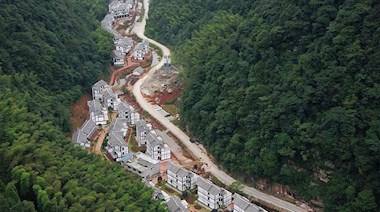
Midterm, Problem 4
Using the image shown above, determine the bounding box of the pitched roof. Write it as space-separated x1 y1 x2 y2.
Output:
80 119 96 138
133 66 144 75
116 37 134 47
112 50 125 60
147 133 160 147
135 120 150 133
72 130 88 144
108 131 127 147
197 177 223 196
118 102 130 113
167 196 187 212
93 80 107 89
167 162 192 178
103 88 116 101
109 118 128 132
233 193 261 212
88 99 102 113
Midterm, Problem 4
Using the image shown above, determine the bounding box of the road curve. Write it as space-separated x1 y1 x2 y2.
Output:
131 0 307 211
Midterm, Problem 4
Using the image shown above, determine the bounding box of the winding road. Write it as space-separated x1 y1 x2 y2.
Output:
129 0 307 211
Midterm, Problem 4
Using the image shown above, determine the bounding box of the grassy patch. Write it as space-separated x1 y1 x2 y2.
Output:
129 130 146 153
210 174 225 188
162 104 178 115
159 183 178 195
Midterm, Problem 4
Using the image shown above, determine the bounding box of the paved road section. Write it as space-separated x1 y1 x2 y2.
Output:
131 0 307 211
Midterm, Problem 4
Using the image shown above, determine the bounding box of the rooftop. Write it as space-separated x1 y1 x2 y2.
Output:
167 195 187 212
112 50 125 60
167 162 192 178
88 99 102 112
108 131 127 147
233 193 262 212
109 118 128 132
72 130 88 144
103 88 116 100
197 177 228 196
80 119 96 136
124 152 160 173
93 79 107 89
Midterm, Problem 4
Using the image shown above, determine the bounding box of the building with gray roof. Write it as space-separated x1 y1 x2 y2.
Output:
92 80 108 101
167 195 188 212
106 118 129 161
71 119 97 148
167 162 197 192
109 0 133 19
103 88 119 110
196 177 232 210
115 37 134 54
88 99 108 125
135 120 152 146
233 193 262 212
121 152 160 180
132 66 144 76
72 130 89 148
146 132 171 161
112 50 125 66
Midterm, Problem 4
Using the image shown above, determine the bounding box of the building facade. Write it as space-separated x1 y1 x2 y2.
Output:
167 162 196 192
196 177 232 210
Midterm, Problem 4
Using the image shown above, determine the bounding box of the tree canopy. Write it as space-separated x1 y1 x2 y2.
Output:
146 0 380 210
0 0 166 211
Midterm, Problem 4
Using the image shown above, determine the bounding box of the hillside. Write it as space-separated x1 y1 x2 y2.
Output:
0 0 165 211
146 0 380 211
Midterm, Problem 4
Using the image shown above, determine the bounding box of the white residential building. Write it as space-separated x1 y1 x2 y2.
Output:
146 132 171 161
167 162 197 192
109 0 133 19
233 193 262 212
167 195 188 212
88 99 109 125
92 80 108 101
135 120 153 146
132 40 149 60
115 37 134 54
72 119 97 148
132 66 144 76
196 177 232 210
121 152 160 180
103 88 119 110
117 101 140 125
105 118 129 161
112 50 125 66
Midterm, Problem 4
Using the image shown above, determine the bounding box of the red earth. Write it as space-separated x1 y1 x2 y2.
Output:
70 92 91 133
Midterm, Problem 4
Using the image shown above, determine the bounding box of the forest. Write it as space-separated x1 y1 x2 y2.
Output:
146 0 380 211
0 0 166 211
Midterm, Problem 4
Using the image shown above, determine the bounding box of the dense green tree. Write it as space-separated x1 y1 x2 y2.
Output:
0 0 166 211
147 0 380 210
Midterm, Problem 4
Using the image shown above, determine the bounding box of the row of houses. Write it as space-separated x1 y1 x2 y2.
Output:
72 79 139 147
112 37 150 66
135 120 171 161
166 162 262 211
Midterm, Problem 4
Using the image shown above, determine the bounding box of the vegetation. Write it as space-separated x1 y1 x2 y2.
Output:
0 0 166 211
146 0 380 210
